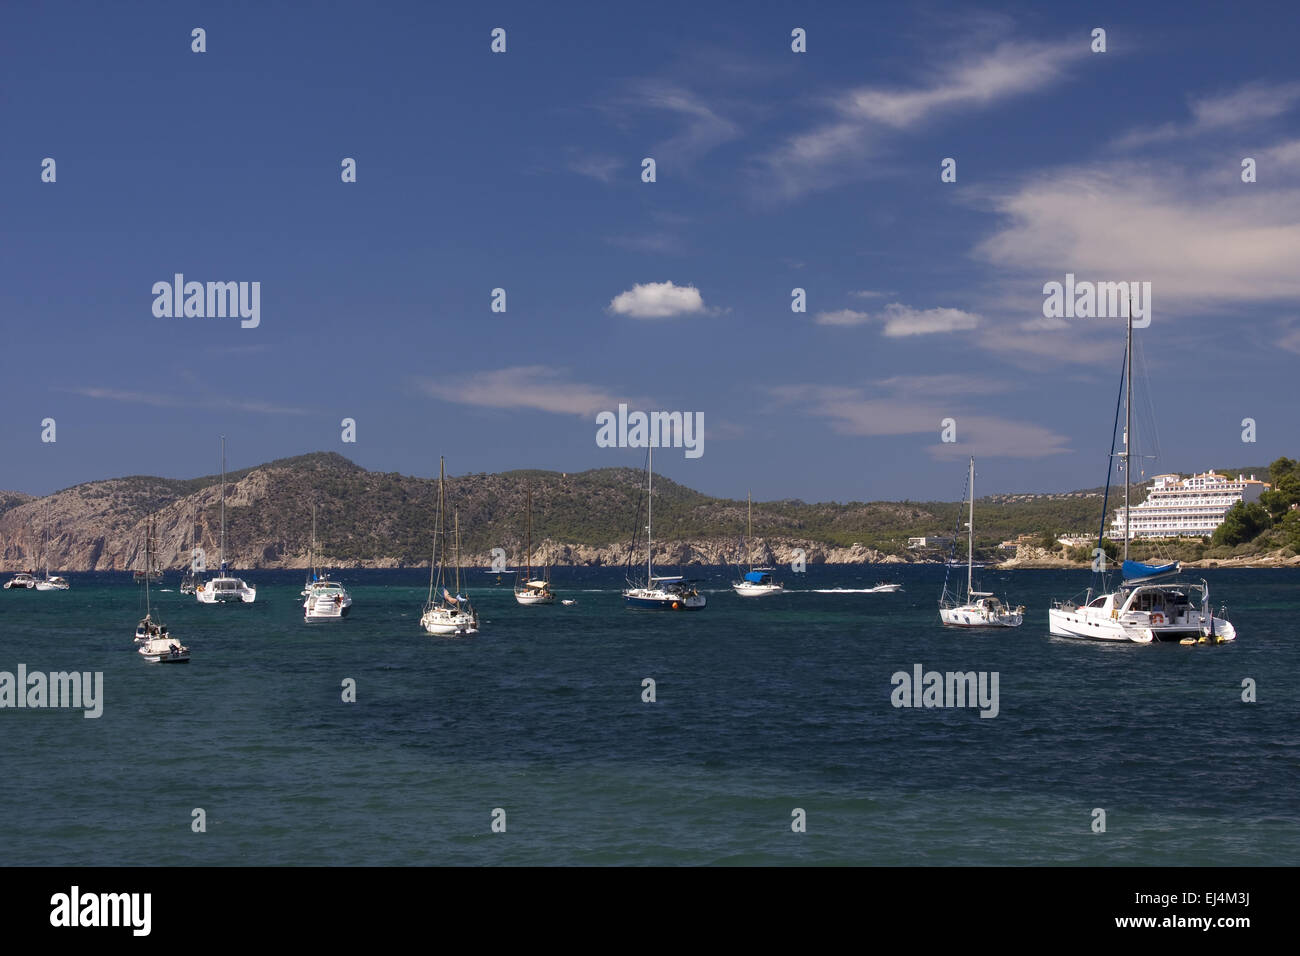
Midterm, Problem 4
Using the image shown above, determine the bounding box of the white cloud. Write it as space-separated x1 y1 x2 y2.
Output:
1114 82 1300 149
567 153 622 183
770 383 1070 460
65 386 307 416
975 164 1300 305
416 367 628 417
814 303 981 335
849 289 889 299
607 281 710 319
755 39 1085 198
814 308 871 326
877 304 980 337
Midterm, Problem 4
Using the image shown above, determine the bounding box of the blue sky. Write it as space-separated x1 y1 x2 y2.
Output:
2 1 1298 502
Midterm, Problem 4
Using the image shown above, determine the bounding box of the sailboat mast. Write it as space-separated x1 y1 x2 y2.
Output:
454 510 462 597
438 458 447 594
747 491 753 572
219 436 226 568
525 486 532 579
310 503 316 578
647 444 653 582
1124 302 1132 563
967 456 975 598
144 516 152 615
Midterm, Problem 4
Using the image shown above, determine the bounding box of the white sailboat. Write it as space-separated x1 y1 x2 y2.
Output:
1048 307 1235 644
623 444 706 610
514 485 555 605
939 457 1023 628
195 436 256 604
303 503 352 622
732 491 783 597
34 503 70 591
420 458 479 636
135 516 189 663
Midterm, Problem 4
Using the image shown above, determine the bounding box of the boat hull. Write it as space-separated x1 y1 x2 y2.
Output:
624 591 707 610
1048 605 1235 643
514 590 555 605
940 605 1022 628
195 578 256 603
732 583 783 597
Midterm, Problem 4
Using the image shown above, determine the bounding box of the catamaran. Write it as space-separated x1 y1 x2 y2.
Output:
195 436 256 604
732 491 783 597
302 503 352 622
514 485 555 605
1047 306 1235 644
135 516 189 663
420 459 479 636
939 457 1023 628
623 444 706 610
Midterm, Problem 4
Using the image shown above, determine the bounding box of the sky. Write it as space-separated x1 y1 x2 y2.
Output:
2 1 1298 503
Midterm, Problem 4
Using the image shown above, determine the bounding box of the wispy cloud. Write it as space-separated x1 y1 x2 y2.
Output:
64 386 308 416
814 308 871 327
607 280 712 319
604 233 683 255
567 152 623 183
814 302 981 336
754 38 1086 199
416 367 632 417
770 383 1069 460
633 82 741 169
1113 81 1300 150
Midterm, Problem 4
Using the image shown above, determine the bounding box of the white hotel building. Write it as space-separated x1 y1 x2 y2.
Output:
1109 471 1271 540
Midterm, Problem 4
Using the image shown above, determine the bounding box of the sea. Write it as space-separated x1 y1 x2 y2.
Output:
1 565 1295 866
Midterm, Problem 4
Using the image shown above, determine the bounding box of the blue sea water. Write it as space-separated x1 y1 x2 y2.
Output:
0 565 1295 865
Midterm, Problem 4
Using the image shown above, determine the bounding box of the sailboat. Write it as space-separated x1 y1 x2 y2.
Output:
939 457 1023 628
623 444 706 610
420 458 479 636
195 436 256 604
514 485 555 605
135 516 189 663
302 503 352 622
1047 306 1235 644
732 491 783 597
34 503 70 591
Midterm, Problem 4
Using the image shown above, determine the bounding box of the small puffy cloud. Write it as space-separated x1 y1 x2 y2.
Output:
607 280 710 318
878 303 980 337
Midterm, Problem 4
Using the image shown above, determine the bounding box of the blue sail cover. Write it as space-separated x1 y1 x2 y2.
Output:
743 571 770 583
1122 559 1179 582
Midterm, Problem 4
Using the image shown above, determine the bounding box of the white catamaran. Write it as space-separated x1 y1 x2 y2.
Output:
1047 306 1235 644
623 444 706 610
514 485 555 605
302 503 352 622
135 516 189 663
195 436 256 604
420 458 479 636
939 457 1023 628
732 491 783 597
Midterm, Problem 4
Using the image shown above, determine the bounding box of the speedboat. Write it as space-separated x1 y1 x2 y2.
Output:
4 572 36 590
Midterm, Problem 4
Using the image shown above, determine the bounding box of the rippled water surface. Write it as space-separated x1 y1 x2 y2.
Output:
1 565 1294 865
